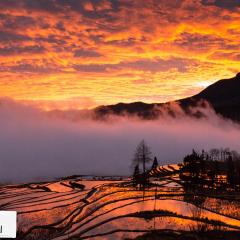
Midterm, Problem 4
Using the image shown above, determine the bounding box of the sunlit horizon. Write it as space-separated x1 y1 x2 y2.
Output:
0 1 239 110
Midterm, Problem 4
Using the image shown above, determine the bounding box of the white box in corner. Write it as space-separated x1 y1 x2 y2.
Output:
0 211 17 238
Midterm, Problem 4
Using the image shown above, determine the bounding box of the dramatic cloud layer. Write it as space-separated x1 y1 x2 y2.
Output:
0 98 240 183
0 0 239 109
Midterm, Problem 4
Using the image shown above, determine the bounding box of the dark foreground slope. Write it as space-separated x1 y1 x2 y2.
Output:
128 230 240 240
94 73 240 121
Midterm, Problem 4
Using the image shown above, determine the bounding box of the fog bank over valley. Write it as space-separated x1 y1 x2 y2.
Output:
0 98 239 183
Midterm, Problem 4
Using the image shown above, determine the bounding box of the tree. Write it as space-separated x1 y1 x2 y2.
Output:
183 149 201 180
133 164 140 177
133 164 140 186
132 140 152 175
236 160 240 187
151 156 158 169
209 148 220 161
227 155 234 186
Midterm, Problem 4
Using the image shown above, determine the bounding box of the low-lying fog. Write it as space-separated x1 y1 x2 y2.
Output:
0 98 240 183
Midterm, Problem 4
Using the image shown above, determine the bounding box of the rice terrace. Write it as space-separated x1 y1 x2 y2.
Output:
1 142 240 240
0 0 240 239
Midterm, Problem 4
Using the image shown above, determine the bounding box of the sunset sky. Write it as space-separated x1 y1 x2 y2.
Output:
0 0 239 110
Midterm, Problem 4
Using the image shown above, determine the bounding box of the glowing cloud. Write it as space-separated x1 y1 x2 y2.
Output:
0 0 239 109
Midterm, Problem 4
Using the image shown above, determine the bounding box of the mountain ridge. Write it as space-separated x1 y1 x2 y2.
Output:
94 73 240 121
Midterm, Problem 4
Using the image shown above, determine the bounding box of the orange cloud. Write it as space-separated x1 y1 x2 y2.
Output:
0 0 239 109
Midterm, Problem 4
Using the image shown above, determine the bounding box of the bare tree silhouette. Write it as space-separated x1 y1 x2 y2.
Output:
132 140 152 176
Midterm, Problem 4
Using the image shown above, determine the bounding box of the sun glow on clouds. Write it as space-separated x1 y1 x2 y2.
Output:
196 81 213 88
0 0 239 109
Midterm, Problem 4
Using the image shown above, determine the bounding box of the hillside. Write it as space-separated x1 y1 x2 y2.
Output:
94 73 240 121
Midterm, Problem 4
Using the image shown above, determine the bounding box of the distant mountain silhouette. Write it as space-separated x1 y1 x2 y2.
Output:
94 73 240 121
94 101 160 119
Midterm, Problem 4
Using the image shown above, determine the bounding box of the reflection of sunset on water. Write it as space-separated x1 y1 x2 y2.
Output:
0 1 240 239
1 167 240 239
